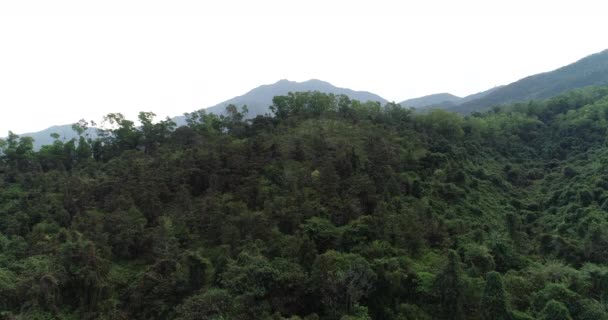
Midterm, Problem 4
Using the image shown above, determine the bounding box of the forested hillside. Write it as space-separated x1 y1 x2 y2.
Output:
2 88 608 319
399 49 608 113
453 50 608 113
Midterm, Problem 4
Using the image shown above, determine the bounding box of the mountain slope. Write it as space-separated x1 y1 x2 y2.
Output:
5 88 608 318
399 86 502 110
174 79 387 125
452 49 608 113
20 125 96 150
459 86 503 104
400 93 462 109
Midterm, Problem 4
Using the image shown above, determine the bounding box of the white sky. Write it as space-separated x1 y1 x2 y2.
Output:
1 0 607 134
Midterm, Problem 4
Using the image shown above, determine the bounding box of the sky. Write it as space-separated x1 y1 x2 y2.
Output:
0 0 607 134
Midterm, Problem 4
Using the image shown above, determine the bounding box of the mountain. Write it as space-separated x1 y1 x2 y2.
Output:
459 86 504 104
6 88 608 318
399 49 608 113
207 79 388 115
174 79 387 125
16 79 387 148
17 46 608 148
19 124 96 150
399 86 502 110
399 93 461 109
452 49 608 113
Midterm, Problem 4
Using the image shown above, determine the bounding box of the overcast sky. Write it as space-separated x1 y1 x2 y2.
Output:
1 0 607 134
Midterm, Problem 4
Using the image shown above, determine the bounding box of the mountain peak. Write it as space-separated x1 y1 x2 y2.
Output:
274 79 292 84
273 79 333 86
400 92 462 109
170 79 388 126
302 78 331 85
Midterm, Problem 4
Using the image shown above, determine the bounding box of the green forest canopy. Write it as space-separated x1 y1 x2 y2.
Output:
2 87 608 319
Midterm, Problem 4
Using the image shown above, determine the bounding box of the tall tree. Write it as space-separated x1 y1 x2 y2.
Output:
435 250 465 320
481 271 512 320
540 300 572 320
312 251 376 318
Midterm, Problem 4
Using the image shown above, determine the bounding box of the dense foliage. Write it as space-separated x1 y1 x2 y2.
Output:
2 87 608 319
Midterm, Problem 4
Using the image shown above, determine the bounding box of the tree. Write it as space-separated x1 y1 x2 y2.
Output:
71 119 89 136
531 283 579 317
301 217 340 253
222 104 249 137
184 250 213 292
184 109 223 134
220 250 279 318
101 112 139 155
103 207 147 259
312 251 376 318
174 288 233 320
540 300 572 320
76 136 92 161
435 250 465 320
481 272 512 320
56 236 110 313
138 111 176 153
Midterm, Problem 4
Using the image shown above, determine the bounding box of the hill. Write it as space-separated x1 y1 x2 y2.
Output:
452 49 608 113
3 88 608 318
399 86 502 110
400 92 461 108
174 79 387 125
14 79 386 149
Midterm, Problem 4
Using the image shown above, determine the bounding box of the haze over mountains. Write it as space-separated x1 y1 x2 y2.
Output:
16 49 608 149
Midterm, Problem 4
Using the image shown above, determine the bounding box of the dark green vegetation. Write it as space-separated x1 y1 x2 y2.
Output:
2 87 608 319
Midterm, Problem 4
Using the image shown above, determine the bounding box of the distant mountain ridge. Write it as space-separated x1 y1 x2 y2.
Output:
211 79 388 114
173 79 388 125
399 50 608 113
399 87 502 110
451 49 608 113
17 79 389 148
13 48 608 148
400 93 461 109
19 125 97 151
